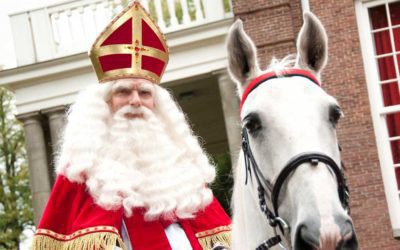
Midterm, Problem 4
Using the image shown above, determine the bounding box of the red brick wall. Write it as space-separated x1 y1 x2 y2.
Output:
232 0 301 68
231 0 400 248
310 0 400 248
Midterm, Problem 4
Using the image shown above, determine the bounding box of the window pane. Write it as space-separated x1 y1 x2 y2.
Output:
382 82 400 107
398 54 400 71
390 139 400 164
369 5 388 30
377 56 396 81
394 28 400 52
396 167 400 191
386 112 400 137
373 30 393 55
389 1 400 26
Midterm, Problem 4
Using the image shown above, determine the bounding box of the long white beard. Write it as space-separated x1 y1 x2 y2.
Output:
85 106 214 220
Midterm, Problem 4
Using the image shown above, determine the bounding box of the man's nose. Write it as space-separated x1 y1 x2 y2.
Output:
129 91 141 107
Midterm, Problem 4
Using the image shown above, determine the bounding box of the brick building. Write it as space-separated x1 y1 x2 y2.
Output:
232 0 400 248
0 0 399 248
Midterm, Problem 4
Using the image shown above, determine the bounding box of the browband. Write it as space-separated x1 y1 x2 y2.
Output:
240 69 321 112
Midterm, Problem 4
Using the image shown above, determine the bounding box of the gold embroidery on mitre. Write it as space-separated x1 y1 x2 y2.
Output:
89 1 169 84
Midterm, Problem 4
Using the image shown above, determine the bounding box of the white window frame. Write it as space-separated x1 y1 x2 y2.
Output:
355 0 400 237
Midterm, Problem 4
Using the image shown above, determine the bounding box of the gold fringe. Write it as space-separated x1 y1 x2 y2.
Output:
197 230 232 250
32 232 126 250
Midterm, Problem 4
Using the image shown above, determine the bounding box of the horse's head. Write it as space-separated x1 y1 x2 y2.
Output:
227 13 358 250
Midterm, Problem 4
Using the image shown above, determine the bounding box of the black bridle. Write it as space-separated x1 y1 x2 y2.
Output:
240 69 350 250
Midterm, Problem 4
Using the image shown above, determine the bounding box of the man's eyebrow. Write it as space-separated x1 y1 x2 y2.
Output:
112 85 131 93
139 84 153 92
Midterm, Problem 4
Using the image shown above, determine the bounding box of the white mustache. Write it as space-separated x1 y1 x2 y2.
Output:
114 106 152 119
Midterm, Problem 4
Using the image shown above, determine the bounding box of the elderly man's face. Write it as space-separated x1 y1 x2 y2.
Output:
108 78 155 119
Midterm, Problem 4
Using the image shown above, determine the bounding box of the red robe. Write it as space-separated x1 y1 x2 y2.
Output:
32 175 231 250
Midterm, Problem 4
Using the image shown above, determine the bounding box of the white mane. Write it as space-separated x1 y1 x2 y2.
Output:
266 55 297 74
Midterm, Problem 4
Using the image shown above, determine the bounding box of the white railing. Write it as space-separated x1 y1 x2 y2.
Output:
9 0 232 66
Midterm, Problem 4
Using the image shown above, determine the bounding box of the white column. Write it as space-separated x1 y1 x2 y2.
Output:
18 112 51 226
166 0 179 26
202 0 224 21
29 8 56 61
193 0 204 21
9 12 36 66
179 0 190 24
154 0 166 29
215 70 241 164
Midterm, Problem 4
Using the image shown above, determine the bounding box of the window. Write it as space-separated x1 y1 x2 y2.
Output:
370 1 400 185
356 0 400 237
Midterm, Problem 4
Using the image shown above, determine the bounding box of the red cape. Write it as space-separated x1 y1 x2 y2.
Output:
32 175 231 250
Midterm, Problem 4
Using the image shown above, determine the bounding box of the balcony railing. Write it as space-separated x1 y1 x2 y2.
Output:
9 0 232 66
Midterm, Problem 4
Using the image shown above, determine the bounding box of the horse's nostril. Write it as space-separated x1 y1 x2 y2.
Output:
294 225 319 250
337 221 358 250
338 234 358 250
341 220 354 239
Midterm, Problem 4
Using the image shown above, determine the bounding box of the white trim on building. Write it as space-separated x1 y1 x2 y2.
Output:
355 0 400 237
0 8 234 115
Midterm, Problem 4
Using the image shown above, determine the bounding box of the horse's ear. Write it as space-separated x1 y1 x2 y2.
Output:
295 12 328 77
226 19 260 95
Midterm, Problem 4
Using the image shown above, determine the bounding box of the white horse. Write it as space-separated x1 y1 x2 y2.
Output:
226 12 358 250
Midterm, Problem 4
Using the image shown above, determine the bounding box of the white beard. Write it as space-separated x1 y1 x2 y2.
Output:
84 105 214 220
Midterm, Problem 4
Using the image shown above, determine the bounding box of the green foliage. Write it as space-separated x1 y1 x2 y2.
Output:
223 0 232 13
0 88 33 250
211 153 233 216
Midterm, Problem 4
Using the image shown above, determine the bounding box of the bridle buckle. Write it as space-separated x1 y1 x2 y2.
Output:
310 158 319 166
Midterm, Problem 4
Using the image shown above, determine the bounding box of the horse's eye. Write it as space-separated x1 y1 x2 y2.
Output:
244 113 262 134
329 105 342 127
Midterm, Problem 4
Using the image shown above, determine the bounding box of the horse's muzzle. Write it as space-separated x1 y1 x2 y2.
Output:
293 216 358 250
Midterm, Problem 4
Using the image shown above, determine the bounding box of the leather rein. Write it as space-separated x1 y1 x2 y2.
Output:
240 69 350 250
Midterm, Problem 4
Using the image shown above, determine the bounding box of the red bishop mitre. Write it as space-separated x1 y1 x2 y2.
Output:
89 1 169 84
